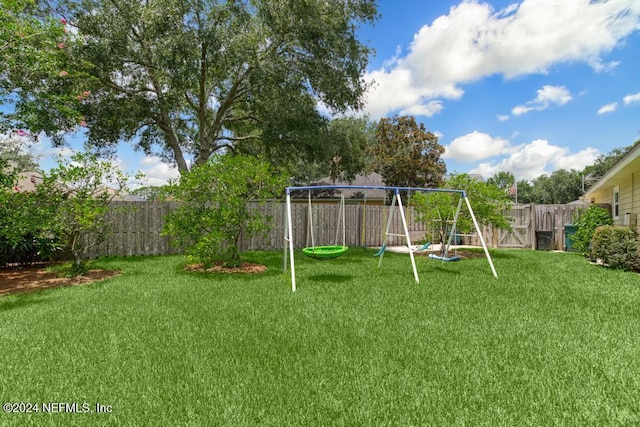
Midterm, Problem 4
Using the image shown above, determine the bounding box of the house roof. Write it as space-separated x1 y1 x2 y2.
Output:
583 142 640 198
291 172 486 200
291 173 388 200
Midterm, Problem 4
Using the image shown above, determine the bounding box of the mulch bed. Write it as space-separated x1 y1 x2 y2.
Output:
0 264 121 297
184 262 267 274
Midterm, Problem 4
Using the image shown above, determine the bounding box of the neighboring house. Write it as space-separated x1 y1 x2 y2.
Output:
583 142 640 232
10 168 143 201
13 170 44 192
298 172 387 203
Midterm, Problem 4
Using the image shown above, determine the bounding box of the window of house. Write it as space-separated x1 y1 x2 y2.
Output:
613 185 620 220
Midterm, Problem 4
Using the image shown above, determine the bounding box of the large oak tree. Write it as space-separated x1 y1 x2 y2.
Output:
28 0 378 174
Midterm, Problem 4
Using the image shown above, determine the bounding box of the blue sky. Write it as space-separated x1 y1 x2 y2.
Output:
356 0 640 181
23 0 640 185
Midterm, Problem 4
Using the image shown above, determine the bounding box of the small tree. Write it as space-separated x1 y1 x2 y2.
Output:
163 155 288 268
37 152 132 274
412 174 512 254
0 158 59 266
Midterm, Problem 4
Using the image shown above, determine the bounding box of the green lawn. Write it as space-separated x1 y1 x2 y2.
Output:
1 249 639 426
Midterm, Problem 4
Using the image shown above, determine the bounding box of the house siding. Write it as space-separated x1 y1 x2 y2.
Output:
585 174 639 233
583 143 640 234
618 175 633 225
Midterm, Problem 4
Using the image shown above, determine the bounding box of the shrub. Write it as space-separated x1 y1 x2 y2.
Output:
163 155 288 268
0 189 61 268
591 225 640 272
571 205 612 256
37 152 134 274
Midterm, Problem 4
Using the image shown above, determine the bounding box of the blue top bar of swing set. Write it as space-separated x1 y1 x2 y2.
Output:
286 185 466 198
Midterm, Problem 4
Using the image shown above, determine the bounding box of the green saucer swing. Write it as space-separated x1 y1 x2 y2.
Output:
302 245 349 260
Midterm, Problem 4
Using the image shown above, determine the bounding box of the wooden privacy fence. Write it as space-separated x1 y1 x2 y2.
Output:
82 201 599 258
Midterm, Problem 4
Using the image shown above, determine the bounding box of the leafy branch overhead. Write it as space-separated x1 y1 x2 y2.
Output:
13 0 377 175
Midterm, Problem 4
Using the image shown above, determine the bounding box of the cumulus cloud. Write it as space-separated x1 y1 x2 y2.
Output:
443 131 514 161
469 139 600 181
363 0 640 118
511 85 573 116
138 156 180 187
623 92 640 105
597 102 618 114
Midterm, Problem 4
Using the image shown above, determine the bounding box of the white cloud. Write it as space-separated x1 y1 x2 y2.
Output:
363 0 640 118
470 139 600 181
497 114 510 121
552 147 600 172
623 92 640 105
138 156 180 187
597 102 618 114
444 131 514 161
512 85 573 116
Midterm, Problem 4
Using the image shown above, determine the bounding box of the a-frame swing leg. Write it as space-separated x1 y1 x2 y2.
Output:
377 193 396 268
397 192 419 283
464 196 498 278
377 191 419 283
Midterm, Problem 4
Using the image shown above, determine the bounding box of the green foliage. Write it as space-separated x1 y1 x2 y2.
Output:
571 205 613 256
446 174 512 233
0 133 40 171
130 185 170 201
591 226 640 272
411 174 512 253
0 158 16 189
36 152 133 273
326 116 376 183
0 209 62 267
582 142 637 190
531 169 583 204
37 0 378 174
513 179 534 204
0 160 60 266
411 191 458 246
371 115 446 195
163 155 288 267
487 171 515 193
0 0 87 138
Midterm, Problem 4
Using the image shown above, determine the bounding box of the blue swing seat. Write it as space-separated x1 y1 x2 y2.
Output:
372 244 386 257
428 253 461 262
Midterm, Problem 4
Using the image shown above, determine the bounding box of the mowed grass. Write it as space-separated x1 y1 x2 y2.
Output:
1 249 639 426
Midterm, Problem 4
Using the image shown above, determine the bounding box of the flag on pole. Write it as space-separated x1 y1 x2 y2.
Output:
509 181 518 203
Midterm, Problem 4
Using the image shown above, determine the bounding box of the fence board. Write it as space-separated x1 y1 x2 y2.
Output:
79 201 604 258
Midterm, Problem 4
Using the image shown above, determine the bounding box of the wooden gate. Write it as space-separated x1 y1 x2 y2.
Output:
497 204 532 248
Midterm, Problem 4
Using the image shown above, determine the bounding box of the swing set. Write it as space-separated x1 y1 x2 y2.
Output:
284 185 497 292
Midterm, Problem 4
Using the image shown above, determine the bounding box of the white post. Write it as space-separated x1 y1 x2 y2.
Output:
445 196 464 257
286 192 297 291
464 196 498 278
283 203 289 273
378 193 397 268
397 191 419 283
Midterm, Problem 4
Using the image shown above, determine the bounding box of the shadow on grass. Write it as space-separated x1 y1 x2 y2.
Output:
308 274 355 284
0 294 50 311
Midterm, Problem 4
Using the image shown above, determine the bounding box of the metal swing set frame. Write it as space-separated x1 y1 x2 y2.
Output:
284 185 498 292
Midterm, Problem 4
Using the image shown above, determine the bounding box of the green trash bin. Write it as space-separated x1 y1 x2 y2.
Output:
564 224 577 252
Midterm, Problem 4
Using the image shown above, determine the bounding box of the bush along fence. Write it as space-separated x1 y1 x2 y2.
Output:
79 201 612 259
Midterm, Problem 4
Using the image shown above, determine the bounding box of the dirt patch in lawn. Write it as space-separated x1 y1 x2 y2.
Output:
184 261 267 274
0 264 121 297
